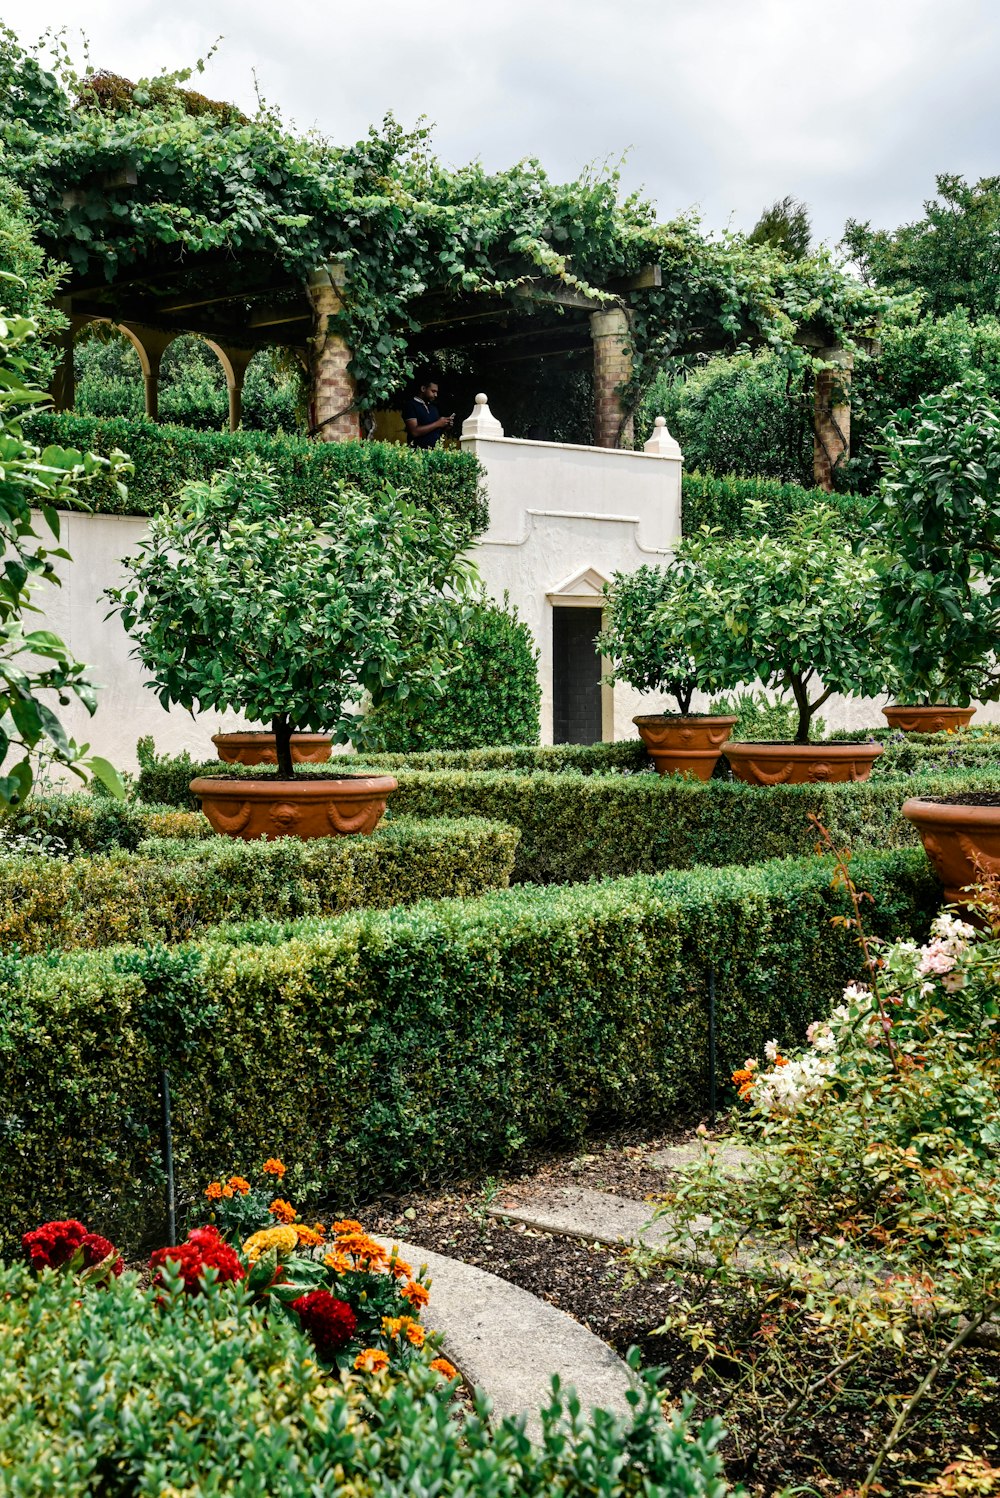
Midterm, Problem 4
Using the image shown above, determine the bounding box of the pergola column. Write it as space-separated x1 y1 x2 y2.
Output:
590 306 633 448
307 263 359 442
206 342 255 431
813 348 853 491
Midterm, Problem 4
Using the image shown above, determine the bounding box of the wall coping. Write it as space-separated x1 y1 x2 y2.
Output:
461 434 678 461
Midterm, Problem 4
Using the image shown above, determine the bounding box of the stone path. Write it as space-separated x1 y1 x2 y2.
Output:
375 1235 638 1438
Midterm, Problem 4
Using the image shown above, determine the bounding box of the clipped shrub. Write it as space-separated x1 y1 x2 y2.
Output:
29 411 487 536
4 793 208 854
0 846 938 1248
0 817 519 951
681 471 869 538
0 1265 731 1498
365 593 541 750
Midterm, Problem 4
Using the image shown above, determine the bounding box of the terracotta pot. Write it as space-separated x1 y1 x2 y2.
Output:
212 732 333 766
882 705 976 734
902 794 1000 905
190 774 397 840
633 714 737 781
723 741 883 786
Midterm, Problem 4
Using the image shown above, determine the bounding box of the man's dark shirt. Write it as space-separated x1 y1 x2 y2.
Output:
402 395 441 448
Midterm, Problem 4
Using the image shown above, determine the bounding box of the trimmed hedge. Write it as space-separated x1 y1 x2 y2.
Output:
681 471 870 537
0 817 518 952
0 847 939 1250
5 793 208 854
30 412 488 536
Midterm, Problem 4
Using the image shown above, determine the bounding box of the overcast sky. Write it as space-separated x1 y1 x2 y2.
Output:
11 0 1000 249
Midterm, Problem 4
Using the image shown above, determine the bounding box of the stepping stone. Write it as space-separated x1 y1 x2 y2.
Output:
375 1235 637 1438
649 1140 757 1180
487 1185 712 1251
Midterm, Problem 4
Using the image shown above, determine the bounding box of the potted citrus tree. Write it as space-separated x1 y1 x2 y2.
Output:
108 459 475 839
658 505 889 785
600 564 735 779
873 377 1000 734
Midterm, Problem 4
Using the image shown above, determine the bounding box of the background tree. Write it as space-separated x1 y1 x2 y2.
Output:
748 196 812 260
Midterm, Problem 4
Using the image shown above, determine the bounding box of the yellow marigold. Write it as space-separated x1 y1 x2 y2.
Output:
382 1315 404 1339
354 1348 389 1373
430 1357 457 1379
243 1225 298 1262
323 1250 351 1274
331 1218 363 1235
400 1280 430 1309
205 1181 224 1201
262 1158 287 1178
228 1176 250 1196
295 1225 324 1249
269 1198 298 1224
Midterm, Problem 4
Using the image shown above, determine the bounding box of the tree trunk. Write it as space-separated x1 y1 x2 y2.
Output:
789 677 812 744
272 714 295 779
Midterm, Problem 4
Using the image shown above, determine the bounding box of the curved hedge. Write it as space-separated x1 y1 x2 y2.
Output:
681 471 870 537
6 793 208 853
29 412 488 536
0 816 519 952
0 846 938 1249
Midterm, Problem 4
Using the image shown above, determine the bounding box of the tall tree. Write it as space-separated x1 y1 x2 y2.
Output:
748 196 812 260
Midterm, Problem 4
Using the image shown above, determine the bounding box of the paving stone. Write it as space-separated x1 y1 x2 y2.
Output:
375 1235 637 1438
487 1185 712 1250
649 1141 757 1180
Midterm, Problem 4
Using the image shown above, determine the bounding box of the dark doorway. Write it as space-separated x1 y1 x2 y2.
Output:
552 607 603 744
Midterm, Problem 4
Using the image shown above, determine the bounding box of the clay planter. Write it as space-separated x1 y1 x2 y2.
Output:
633 713 737 781
190 774 397 841
723 741 883 786
212 731 333 766
882 705 976 734
903 793 1000 906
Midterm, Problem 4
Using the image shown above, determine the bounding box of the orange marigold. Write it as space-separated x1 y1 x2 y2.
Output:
205 1181 224 1201
269 1198 298 1224
335 1232 387 1268
262 1158 286 1179
430 1357 457 1379
323 1250 351 1274
295 1225 324 1249
400 1280 430 1309
331 1218 364 1236
222 1185 234 1199
405 1322 425 1348
228 1176 250 1195
354 1348 389 1373
382 1314 422 1344
389 1254 413 1280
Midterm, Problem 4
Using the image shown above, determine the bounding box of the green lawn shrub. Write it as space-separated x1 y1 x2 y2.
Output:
0 847 938 1249
681 472 869 538
29 412 487 536
4 793 208 854
0 1265 730 1498
0 817 518 952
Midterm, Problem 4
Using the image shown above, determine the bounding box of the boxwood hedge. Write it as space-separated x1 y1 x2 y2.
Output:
0 846 938 1249
0 816 518 952
5 793 207 853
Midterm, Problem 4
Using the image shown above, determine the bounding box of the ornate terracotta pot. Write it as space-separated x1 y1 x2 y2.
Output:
212 732 333 766
902 794 1000 906
882 705 976 734
723 741 883 786
190 774 397 841
632 714 737 781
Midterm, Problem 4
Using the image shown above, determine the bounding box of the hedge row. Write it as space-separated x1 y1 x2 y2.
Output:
681 471 870 536
30 412 487 536
0 846 939 1250
5 794 208 855
0 817 518 953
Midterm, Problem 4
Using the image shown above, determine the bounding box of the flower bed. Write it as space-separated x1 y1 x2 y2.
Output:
0 816 519 951
0 845 938 1251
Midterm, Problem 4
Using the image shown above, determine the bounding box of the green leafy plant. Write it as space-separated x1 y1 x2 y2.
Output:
107 460 476 777
659 506 889 742
709 689 825 742
601 564 707 712
871 375 1000 705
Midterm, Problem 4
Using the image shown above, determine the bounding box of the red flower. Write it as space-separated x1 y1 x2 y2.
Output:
81 1233 124 1277
291 1289 358 1362
149 1224 245 1295
23 1219 87 1271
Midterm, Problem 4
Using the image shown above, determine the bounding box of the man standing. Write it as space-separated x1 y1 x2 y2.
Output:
402 374 454 448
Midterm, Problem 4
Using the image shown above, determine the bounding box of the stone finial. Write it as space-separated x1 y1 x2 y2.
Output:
644 415 682 459
461 393 505 440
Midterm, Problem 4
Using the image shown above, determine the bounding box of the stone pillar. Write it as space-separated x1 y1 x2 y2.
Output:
813 348 853 491
590 306 633 449
206 342 255 431
307 264 360 442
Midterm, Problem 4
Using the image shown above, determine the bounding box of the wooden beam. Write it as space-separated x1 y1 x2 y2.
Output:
513 282 611 312
248 304 311 328
159 282 299 313
606 265 662 293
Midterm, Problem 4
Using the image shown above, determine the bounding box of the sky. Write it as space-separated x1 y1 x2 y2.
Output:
10 0 1000 248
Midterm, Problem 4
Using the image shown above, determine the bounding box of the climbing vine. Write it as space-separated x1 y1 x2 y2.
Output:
0 30 894 414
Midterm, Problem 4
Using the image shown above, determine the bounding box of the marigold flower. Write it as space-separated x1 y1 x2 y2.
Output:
221 1185 234 1199
430 1357 457 1379
323 1250 351 1274
335 1231 386 1268
262 1158 287 1178
405 1322 425 1347
331 1218 363 1235
243 1225 298 1262
228 1176 250 1196
389 1254 413 1280
354 1347 390 1373
382 1314 422 1345
400 1280 430 1309
295 1224 324 1249
205 1182 224 1201
269 1198 298 1224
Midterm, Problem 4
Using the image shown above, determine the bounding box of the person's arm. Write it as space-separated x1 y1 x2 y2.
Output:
404 413 453 439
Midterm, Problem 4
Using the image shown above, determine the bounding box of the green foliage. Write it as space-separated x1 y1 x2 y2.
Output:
871 376 1000 704
29 411 486 531
107 461 476 774
5 791 206 853
0 308 130 806
680 471 868 537
661 507 889 742
708 689 825 743
0 816 518 952
0 845 937 1249
365 594 540 751
0 159 67 384
748 195 812 260
844 173 1000 320
600 564 702 710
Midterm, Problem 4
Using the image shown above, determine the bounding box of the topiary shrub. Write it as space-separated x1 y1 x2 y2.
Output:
365 593 541 751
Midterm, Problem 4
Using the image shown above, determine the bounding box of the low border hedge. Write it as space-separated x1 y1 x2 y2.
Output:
0 846 939 1250
681 471 870 537
5 794 208 854
0 816 519 952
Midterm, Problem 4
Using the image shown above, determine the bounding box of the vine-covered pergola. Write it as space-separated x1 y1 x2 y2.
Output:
0 37 890 483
